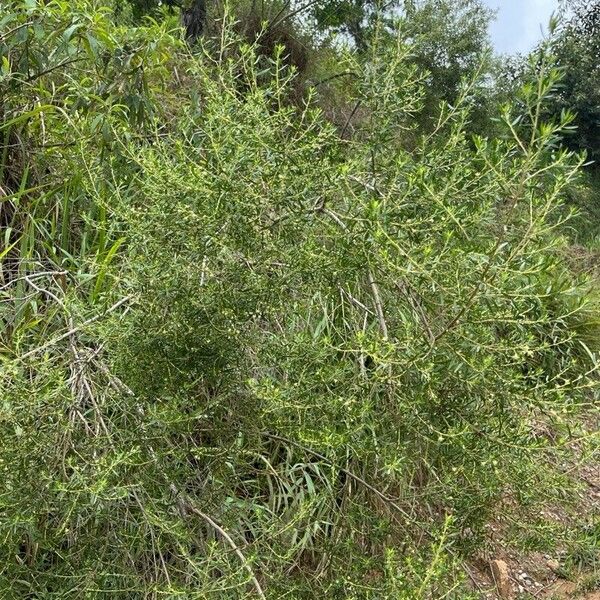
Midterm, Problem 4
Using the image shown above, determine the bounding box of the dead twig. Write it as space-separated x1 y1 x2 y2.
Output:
395 280 435 345
170 485 267 599
18 295 133 361
0 270 68 292
368 270 388 340
263 432 425 531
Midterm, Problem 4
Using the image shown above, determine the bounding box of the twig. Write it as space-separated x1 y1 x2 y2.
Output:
25 58 84 84
321 209 390 342
368 270 388 340
322 207 347 230
24 275 65 308
95 359 135 396
267 0 292 29
0 270 67 292
270 0 321 30
18 295 133 361
27 275 113 439
0 21 33 43
432 245 498 344
170 485 267 599
263 432 423 529
463 562 485 592
340 287 375 316
313 70 358 88
348 175 378 194
395 280 435 345
341 100 362 139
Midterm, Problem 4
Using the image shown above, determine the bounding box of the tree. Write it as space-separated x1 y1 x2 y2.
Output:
310 0 399 51
306 0 494 126
181 0 206 41
549 0 600 159
401 0 493 106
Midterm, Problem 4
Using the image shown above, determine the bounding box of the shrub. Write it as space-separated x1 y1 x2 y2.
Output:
0 3 597 597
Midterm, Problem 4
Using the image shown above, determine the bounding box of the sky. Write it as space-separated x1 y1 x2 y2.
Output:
483 0 559 54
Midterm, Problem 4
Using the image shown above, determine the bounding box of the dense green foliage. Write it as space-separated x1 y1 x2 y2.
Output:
548 0 600 159
0 0 598 597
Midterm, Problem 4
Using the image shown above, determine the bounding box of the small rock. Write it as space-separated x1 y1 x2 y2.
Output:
490 559 512 599
546 558 560 572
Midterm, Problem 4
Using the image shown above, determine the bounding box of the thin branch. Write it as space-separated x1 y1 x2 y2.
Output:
269 0 322 30
24 275 65 309
322 207 347 230
25 58 84 84
18 295 133 361
263 432 423 529
0 270 67 292
320 209 389 341
268 0 292 29
0 21 33 43
170 485 267 600
341 100 362 139
313 70 358 88
395 280 435 345
432 237 503 344
340 287 375 316
368 270 388 340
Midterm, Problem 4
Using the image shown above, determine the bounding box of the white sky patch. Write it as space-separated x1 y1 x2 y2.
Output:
484 0 559 54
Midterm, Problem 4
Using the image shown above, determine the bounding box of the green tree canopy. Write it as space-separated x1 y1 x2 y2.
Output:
549 0 600 158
